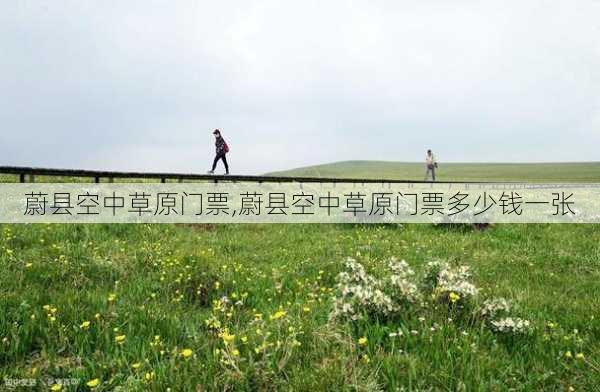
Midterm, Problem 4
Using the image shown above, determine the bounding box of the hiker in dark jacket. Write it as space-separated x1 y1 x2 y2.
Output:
208 129 229 174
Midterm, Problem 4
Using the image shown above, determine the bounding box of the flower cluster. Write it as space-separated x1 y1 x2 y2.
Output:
387 257 420 304
331 258 394 321
331 257 424 321
479 297 532 335
479 297 511 319
332 257 534 340
425 261 478 303
489 317 532 335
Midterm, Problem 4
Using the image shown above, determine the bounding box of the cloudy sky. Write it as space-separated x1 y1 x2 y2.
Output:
1 1 599 174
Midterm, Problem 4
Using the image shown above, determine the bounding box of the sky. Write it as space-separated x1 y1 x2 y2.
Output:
1 1 599 175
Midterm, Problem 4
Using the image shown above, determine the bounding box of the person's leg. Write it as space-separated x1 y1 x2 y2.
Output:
432 167 436 181
211 154 220 171
221 154 229 174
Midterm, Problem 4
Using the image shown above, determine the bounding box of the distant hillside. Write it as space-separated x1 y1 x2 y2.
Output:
266 160 600 182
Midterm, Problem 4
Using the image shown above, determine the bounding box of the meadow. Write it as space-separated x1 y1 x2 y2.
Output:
268 161 600 183
1 163 599 391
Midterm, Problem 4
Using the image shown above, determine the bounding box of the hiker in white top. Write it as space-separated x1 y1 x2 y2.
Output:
425 149 437 181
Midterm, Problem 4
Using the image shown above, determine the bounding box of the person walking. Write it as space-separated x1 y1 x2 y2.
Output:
424 149 437 181
207 129 229 174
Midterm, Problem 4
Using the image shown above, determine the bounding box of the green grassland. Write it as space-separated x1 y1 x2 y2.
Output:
1 163 599 391
268 161 600 183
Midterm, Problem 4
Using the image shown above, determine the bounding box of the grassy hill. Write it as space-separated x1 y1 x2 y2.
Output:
267 160 600 182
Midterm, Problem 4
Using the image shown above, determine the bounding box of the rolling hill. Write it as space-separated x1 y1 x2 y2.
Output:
267 160 600 182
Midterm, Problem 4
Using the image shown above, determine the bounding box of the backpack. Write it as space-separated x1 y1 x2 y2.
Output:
224 142 230 153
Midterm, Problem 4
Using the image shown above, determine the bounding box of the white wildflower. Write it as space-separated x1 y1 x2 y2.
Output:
388 257 420 304
426 260 478 302
490 317 532 335
480 297 511 319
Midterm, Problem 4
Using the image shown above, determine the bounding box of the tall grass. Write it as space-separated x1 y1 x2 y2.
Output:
1 223 598 390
